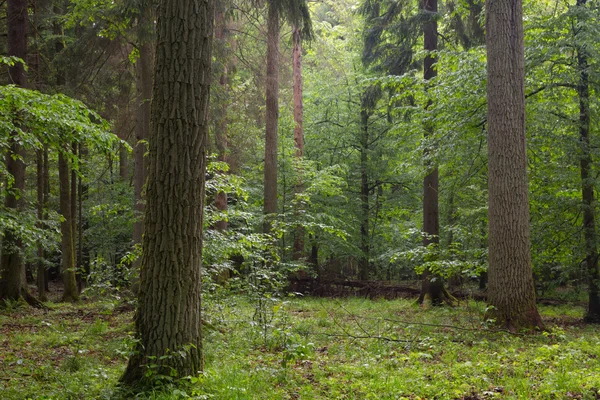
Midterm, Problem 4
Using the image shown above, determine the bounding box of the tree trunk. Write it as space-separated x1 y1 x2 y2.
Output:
36 149 47 301
214 5 229 232
485 0 543 331
78 146 90 284
263 3 280 233
1 0 29 302
121 0 213 384
132 4 154 249
292 24 305 260
59 152 79 302
359 108 370 281
574 0 600 323
43 147 50 292
419 0 448 306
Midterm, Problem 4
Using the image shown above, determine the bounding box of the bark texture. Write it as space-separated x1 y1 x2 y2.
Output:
121 0 213 384
263 3 280 233
1 0 28 301
486 0 543 331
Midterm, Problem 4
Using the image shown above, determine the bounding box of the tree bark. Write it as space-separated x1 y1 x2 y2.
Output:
1 0 29 302
263 3 280 233
58 152 79 302
121 0 213 384
486 0 543 331
132 4 154 249
419 0 448 306
574 0 600 323
292 24 305 260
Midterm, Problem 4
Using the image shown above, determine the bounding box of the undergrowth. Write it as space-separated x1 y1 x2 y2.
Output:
1 296 600 399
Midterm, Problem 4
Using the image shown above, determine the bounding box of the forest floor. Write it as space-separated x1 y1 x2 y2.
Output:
1 288 599 399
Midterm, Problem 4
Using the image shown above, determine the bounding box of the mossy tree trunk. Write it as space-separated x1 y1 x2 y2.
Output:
121 0 214 385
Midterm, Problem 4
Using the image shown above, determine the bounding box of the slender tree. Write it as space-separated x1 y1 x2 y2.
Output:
1 0 30 302
486 0 543 331
214 2 231 232
573 0 600 322
132 2 154 250
263 1 280 233
58 150 79 302
292 23 305 259
418 0 454 305
121 0 214 384
262 0 311 233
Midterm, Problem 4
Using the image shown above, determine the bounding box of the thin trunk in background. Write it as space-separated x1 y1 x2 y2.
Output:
292 24 305 260
36 149 47 301
1 0 30 302
214 4 229 232
574 0 600 322
419 0 452 306
263 2 280 233
133 3 154 249
359 106 370 280
59 151 79 302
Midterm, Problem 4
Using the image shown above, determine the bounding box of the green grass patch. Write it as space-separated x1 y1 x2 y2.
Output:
1 296 600 399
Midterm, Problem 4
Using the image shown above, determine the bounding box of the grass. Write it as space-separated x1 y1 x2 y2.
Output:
1 294 600 399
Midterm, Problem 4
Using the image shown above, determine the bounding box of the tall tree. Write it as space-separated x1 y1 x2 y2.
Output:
1 0 30 302
54 8 79 302
486 0 543 331
263 1 280 233
418 0 453 305
292 23 305 259
132 1 154 250
121 0 214 384
573 0 600 322
214 2 231 232
262 0 311 233
58 149 79 302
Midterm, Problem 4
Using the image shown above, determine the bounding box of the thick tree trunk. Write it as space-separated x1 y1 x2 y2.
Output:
1 0 29 302
574 0 600 323
121 0 213 384
292 24 305 260
485 0 543 331
58 152 79 302
132 5 154 249
263 3 280 233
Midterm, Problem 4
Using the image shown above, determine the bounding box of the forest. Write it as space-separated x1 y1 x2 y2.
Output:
1 0 600 398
